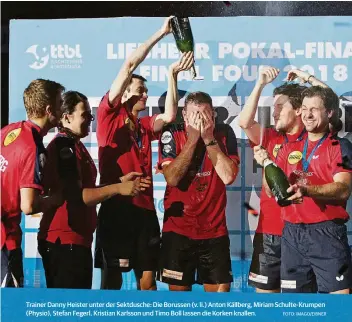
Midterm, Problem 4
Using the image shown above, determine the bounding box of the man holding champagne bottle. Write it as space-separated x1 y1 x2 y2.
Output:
158 91 239 292
238 67 328 293
94 16 194 290
254 86 352 294
170 17 203 80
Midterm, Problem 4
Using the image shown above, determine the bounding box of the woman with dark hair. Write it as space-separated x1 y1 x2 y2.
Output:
37 91 150 289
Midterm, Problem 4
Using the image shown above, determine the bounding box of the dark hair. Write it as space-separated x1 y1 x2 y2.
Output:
330 117 343 133
61 91 88 115
301 86 339 113
125 74 147 93
273 83 306 110
23 79 65 118
130 74 147 83
184 91 213 110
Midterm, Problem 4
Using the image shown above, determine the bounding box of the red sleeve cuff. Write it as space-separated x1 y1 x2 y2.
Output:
100 91 122 111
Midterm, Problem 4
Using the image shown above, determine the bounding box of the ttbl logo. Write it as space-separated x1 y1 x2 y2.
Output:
26 44 82 70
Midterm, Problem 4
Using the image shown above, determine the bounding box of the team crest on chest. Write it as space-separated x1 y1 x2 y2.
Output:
3 128 21 146
272 144 281 158
288 151 303 165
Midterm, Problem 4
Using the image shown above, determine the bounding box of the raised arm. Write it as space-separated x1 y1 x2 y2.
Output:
154 52 194 132
200 111 239 185
253 145 274 197
109 16 173 105
286 69 329 88
162 112 201 187
238 66 280 145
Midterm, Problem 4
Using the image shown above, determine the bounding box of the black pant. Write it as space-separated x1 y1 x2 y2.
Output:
95 200 160 272
158 232 233 286
1 247 23 287
38 239 93 289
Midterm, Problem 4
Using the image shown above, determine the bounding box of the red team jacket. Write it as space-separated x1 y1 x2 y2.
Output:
97 93 158 212
38 133 97 247
252 127 307 235
276 133 352 224
1 121 46 250
158 123 240 240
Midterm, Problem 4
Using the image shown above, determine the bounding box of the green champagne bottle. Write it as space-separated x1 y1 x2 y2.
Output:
263 159 294 207
171 17 202 80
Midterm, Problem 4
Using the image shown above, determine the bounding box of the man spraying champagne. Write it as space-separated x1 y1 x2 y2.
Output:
254 86 352 294
238 67 328 293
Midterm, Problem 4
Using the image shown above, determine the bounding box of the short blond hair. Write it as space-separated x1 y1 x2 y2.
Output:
23 79 65 118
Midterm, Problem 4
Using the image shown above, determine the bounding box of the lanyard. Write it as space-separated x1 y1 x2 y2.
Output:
131 119 142 149
284 129 306 143
302 133 328 172
130 118 147 169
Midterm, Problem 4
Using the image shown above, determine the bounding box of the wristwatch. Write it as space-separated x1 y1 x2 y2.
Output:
205 139 218 147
